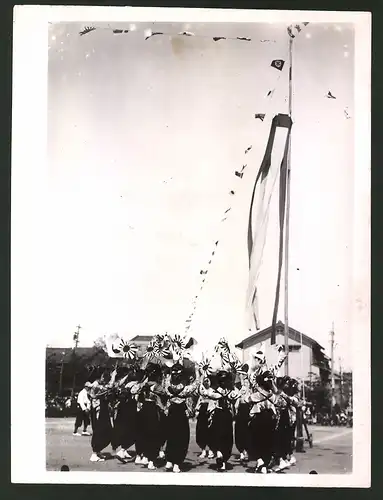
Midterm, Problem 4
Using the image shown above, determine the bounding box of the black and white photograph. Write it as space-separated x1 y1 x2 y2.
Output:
11 6 370 487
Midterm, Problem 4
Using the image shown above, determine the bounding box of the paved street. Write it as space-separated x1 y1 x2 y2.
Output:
46 418 352 474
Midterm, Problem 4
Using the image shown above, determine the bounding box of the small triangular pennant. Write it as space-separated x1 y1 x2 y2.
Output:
271 59 285 71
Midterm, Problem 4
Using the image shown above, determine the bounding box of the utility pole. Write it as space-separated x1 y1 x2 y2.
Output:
59 350 65 395
339 357 343 411
71 325 81 398
330 323 335 412
73 324 81 349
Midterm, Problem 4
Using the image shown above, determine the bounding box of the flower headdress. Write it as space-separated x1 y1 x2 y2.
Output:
153 333 172 359
198 354 214 377
171 334 188 356
144 340 156 358
140 339 156 369
117 339 138 361
223 352 250 377
215 337 230 356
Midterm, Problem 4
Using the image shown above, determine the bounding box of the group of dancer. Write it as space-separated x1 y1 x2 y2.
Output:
75 334 302 473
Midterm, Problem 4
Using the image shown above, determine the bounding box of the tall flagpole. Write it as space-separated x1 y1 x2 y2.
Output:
286 32 307 451
284 33 293 376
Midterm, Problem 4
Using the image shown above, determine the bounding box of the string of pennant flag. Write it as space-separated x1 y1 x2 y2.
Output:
79 24 277 43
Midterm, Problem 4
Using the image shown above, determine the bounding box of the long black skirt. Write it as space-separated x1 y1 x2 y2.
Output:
111 398 137 451
210 408 233 463
274 408 291 460
90 400 113 453
135 407 144 456
165 403 190 465
158 409 167 449
139 401 163 462
287 421 296 455
196 403 209 450
235 403 250 453
248 409 277 466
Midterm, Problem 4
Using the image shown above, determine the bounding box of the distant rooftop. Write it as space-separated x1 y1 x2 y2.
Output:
130 335 155 343
235 321 325 352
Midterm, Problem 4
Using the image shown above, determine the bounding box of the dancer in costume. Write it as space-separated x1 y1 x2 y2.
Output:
157 365 171 462
283 377 300 467
213 370 240 471
198 342 241 472
134 363 167 470
88 368 116 462
163 362 199 473
111 366 140 461
244 342 287 470
199 369 240 471
133 368 148 465
234 373 251 462
195 377 214 459
247 369 279 473
272 376 293 471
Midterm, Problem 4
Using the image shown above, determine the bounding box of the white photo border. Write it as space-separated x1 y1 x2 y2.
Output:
11 5 371 487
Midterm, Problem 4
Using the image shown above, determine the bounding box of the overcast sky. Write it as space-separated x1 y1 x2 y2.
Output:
47 21 354 369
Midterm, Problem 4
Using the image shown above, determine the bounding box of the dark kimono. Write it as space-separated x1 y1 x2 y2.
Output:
247 384 278 467
195 396 210 450
234 385 251 454
89 382 113 454
164 381 198 466
199 384 240 463
135 382 166 462
111 380 138 452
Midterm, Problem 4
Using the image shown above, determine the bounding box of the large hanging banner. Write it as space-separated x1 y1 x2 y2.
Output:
246 113 293 343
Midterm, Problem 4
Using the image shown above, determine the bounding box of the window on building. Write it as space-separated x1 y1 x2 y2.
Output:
281 345 301 352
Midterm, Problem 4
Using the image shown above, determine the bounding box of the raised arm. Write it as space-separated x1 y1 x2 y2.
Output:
270 345 288 375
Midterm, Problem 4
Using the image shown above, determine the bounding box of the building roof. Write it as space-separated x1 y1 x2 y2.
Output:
46 346 101 363
235 321 325 352
129 335 198 346
129 335 154 343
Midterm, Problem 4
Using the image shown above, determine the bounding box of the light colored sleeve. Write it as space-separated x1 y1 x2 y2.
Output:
179 382 198 397
229 388 241 401
270 346 288 375
199 384 222 400
130 379 148 395
76 391 83 407
150 382 166 396
125 380 137 391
